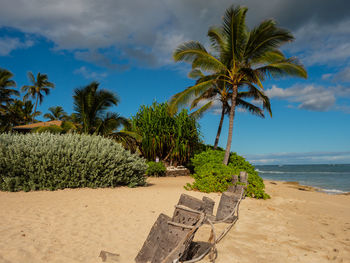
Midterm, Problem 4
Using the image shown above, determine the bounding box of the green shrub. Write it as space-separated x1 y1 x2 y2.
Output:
146 161 166 177
32 121 77 134
0 133 147 191
34 125 63 133
186 162 234 192
185 149 270 199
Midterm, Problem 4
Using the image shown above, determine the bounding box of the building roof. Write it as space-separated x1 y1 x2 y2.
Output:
13 120 63 130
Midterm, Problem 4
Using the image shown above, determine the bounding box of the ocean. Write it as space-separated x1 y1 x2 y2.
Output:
255 164 350 194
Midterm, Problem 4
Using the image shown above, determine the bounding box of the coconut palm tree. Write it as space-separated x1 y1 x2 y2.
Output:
21 72 55 122
73 81 130 136
173 5 307 164
0 68 18 110
170 69 272 149
44 106 68 121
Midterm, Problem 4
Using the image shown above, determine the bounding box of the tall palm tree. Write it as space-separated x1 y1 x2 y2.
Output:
173 5 307 165
0 68 18 110
44 106 68 121
21 72 55 122
73 81 128 135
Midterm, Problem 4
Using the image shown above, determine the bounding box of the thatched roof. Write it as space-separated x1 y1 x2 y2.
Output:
13 120 63 130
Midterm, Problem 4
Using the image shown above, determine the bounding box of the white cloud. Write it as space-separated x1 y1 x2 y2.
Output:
74 66 107 79
322 73 333 80
0 0 349 67
334 67 350 83
265 84 336 111
0 37 34 56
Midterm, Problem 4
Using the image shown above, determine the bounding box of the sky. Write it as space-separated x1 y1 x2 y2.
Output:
0 0 349 165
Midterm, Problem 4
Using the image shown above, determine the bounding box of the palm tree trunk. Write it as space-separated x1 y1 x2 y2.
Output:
213 106 225 149
223 86 238 165
33 94 39 123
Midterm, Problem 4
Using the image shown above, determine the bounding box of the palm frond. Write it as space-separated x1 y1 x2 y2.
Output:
222 5 248 62
236 98 265 118
208 26 226 55
168 79 214 114
190 101 213 119
188 69 205 79
244 19 294 62
256 57 308 79
173 41 227 72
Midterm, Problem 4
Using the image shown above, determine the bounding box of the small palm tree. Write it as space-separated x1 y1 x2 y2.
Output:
73 81 129 136
0 99 41 131
0 68 18 111
173 5 307 164
21 72 55 122
44 106 68 121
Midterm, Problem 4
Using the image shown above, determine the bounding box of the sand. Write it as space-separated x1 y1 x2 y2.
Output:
0 177 349 263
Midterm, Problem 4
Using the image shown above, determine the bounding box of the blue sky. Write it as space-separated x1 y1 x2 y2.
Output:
1 0 350 164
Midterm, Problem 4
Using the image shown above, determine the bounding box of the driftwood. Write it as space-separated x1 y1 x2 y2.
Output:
135 172 249 263
135 204 205 263
239 171 248 186
99 251 120 262
135 213 172 263
202 196 215 216
227 172 248 194
162 210 205 263
176 194 215 217
177 194 206 212
227 175 239 192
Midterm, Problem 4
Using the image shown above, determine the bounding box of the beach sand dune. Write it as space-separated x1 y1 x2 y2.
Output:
0 177 349 263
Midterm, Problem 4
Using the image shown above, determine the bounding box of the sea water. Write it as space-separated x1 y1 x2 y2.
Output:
255 164 350 194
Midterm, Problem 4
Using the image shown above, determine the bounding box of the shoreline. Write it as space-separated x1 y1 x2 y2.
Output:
264 179 350 195
0 176 349 262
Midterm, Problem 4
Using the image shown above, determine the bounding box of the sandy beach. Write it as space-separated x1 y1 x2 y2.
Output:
0 176 349 263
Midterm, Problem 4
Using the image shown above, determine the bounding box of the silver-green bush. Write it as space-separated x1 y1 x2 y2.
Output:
0 133 147 191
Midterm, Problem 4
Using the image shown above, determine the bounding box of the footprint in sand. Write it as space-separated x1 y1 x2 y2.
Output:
326 248 340 261
327 232 336 237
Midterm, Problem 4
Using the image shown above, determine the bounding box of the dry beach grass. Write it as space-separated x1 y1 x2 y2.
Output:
0 177 349 263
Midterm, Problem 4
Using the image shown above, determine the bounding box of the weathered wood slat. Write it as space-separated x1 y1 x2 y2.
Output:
177 194 206 212
202 196 215 216
135 213 171 263
239 171 248 185
216 191 240 223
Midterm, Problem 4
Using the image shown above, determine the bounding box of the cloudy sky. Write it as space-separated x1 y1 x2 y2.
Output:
1 0 349 164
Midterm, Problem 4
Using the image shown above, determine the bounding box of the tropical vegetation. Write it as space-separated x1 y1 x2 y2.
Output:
0 99 40 132
0 133 147 191
172 5 307 164
21 72 55 122
131 102 200 166
185 149 270 199
0 68 19 109
44 106 68 121
146 161 167 177
0 4 309 197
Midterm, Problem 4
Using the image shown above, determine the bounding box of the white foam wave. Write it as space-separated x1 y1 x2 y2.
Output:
319 188 348 194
